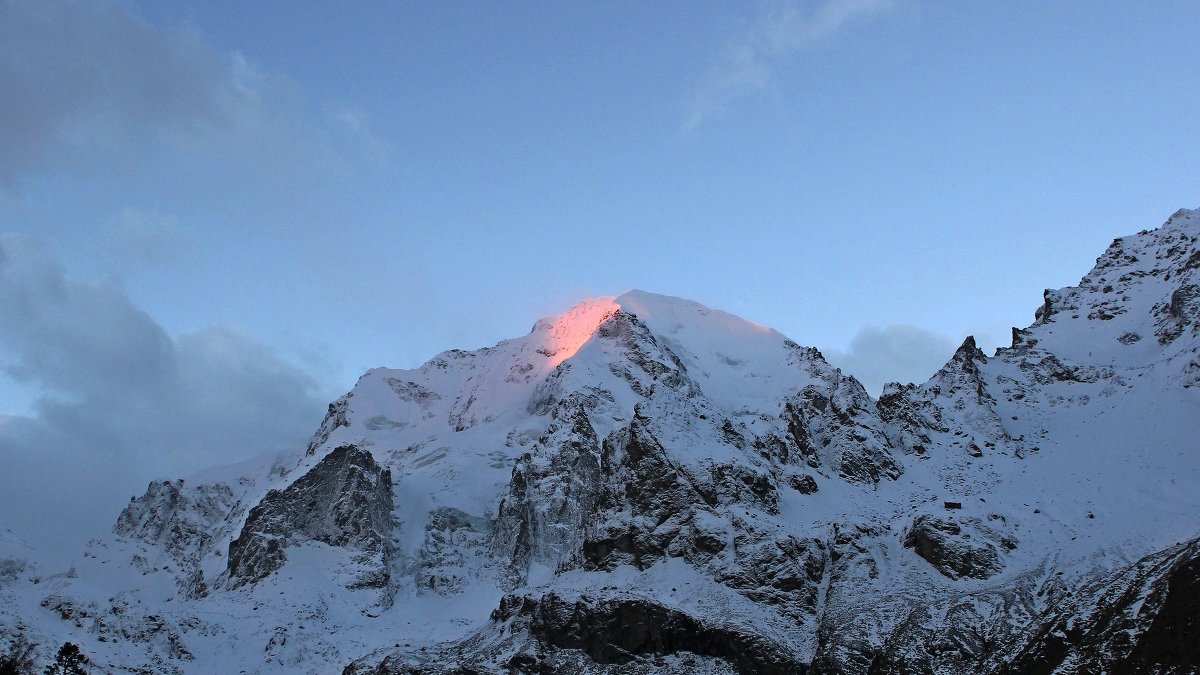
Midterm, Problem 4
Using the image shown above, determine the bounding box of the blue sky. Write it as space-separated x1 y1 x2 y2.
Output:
1 0 1198 551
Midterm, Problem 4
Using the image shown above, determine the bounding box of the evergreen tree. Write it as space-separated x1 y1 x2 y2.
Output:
42 643 87 675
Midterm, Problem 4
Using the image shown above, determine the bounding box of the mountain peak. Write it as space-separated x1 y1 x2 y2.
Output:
7 211 1200 674
1022 206 1200 365
614 289 778 337
523 290 785 379
529 296 620 366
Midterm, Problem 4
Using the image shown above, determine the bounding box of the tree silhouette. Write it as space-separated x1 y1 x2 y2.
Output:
0 634 37 675
42 643 87 675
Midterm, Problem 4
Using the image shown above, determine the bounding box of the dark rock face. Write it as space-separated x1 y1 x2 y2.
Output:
993 536 1200 674
227 444 393 588
581 418 712 571
1156 283 1200 344
903 515 1014 580
716 531 826 619
1126 550 1200 671
575 416 829 630
856 587 1043 675
876 383 940 456
493 403 603 585
578 416 815 589
788 473 820 495
782 386 902 485
595 311 695 395
502 592 809 675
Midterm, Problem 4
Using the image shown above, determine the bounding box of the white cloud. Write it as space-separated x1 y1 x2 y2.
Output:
0 236 328 554
824 323 957 396
684 0 897 131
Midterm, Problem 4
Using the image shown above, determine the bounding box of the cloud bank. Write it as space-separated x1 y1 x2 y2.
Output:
0 237 327 554
0 0 394 554
685 0 896 130
0 0 384 190
825 323 958 396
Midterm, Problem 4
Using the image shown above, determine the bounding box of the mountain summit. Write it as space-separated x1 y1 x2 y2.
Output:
2 210 1199 674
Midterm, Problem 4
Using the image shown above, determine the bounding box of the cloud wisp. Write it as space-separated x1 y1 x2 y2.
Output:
684 0 897 131
824 323 957 396
0 237 329 554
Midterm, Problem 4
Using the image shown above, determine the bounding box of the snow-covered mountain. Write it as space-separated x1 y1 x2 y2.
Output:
2 209 1199 674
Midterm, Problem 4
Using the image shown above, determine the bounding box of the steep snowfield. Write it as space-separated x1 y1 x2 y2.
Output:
1 210 1198 674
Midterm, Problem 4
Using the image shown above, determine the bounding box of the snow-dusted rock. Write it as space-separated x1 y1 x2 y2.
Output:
991 533 1200 674
227 443 393 590
903 513 1017 580
4 209 1200 674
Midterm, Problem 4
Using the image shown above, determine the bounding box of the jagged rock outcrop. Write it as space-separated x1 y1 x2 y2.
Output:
493 403 604 585
879 336 1016 459
307 394 352 455
1156 282 1200 345
110 479 242 598
115 478 237 562
583 415 743 571
227 444 393 589
502 592 809 675
903 513 1017 580
412 507 492 595
115 479 238 568
574 409 830 623
782 382 902 484
991 535 1200 674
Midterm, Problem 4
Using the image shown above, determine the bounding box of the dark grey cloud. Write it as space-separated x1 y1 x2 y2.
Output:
825 324 958 396
0 0 248 185
0 237 327 554
0 0 384 190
